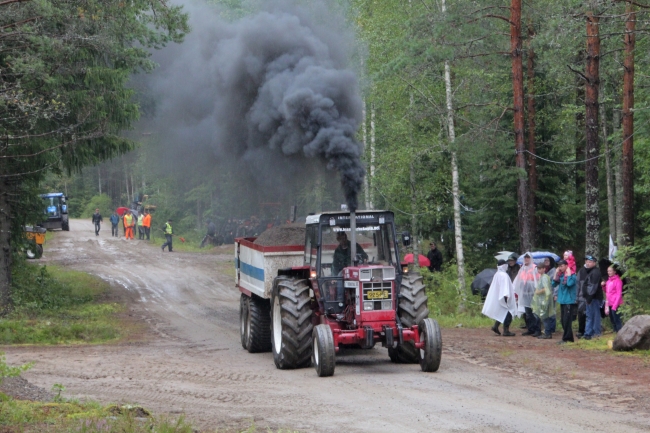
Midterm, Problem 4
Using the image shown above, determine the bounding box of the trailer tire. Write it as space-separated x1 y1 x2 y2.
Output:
312 324 335 377
25 243 43 260
419 318 442 372
240 294 272 353
271 277 313 369
390 272 429 364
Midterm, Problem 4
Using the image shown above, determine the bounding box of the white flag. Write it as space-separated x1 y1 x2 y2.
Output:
609 235 618 261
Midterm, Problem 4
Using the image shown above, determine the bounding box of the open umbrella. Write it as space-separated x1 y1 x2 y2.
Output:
494 251 514 261
116 207 130 216
471 268 497 298
403 253 430 268
516 251 561 265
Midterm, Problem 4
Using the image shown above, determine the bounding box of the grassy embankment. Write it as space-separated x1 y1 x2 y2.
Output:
0 262 128 345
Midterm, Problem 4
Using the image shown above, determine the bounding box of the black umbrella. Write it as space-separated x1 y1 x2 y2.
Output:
471 268 497 298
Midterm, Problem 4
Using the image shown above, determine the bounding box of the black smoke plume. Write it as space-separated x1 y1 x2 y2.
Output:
146 1 365 211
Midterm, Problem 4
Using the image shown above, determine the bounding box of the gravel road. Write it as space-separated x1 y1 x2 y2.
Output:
3 219 650 432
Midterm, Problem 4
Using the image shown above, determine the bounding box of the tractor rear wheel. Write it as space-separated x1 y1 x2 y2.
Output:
312 324 335 377
419 318 442 372
389 272 429 364
271 277 313 369
240 294 271 353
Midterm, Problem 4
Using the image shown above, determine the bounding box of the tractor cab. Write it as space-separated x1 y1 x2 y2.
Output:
305 211 401 319
39 193 69 231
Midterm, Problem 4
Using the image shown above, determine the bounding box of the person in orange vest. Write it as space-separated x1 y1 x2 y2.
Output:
123 210 135 240
142 210 152 240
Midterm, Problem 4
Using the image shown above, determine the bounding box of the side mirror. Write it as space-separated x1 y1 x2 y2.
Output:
402 231 411 247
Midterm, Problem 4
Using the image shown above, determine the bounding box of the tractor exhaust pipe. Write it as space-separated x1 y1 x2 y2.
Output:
350 211 357 266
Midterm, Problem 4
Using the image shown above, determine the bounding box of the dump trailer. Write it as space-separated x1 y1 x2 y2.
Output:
236 210 442 377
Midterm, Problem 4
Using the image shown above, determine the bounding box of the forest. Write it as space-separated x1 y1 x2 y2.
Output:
3 0 650 317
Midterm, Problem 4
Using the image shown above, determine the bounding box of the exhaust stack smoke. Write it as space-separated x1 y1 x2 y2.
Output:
146 1 365 211
350 211 357 266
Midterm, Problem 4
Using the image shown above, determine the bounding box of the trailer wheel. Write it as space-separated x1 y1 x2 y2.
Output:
390 272 429 364
271 277 313 369
312 324 335 377
419 318 442 372
25 243 43 260
240 294 272 353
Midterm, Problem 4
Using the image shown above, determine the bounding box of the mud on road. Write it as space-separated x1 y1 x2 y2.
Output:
3 219 650 432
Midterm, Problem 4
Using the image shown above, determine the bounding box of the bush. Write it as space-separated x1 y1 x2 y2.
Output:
422 265 484 316
81 194 113 219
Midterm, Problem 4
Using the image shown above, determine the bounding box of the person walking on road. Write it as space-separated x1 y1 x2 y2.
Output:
109 212 120 237
427 242 443 272
124 210 135 240
482 261 517 337
143 210 151 240
552 259 577 344
603 266 624 332
579 255 603 340
91 208 103 236
137 212 145 240
161 218 173 252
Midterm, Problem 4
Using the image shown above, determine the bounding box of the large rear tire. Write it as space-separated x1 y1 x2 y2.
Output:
390 272 429 364
312 324 335 377
271 277 313 369
240 294 271 353
419 318 442 372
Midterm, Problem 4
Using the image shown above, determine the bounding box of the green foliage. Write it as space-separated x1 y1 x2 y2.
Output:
4 263 123 344
82 194 112 219
0 353 32 383
422 266 484 318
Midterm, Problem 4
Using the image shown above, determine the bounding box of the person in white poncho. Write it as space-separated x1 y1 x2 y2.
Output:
482 262 518 337
513 252 539 336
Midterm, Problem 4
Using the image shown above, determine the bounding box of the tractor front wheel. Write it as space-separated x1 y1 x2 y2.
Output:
271 277 313 369
419 318 442 372
240 294 271 353
312 324 335 377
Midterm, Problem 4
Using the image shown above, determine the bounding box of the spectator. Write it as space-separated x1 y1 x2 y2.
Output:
427 242 443 272
143 210 151 240
545 257 558 334
109 212 120 237
482 262 517 337
564 250 577 274
506 253 520 282
533 263 554 339
575 255 588 338
603 266 624 332
91 208 103 236
137 212 145 240
513 252 538 336
580 255 603 340
552 259 577 344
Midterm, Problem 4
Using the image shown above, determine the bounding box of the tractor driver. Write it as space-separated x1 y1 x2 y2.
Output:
332 232 368 276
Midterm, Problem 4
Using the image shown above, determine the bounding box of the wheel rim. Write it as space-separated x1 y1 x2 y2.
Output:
314 336 320 365
273 295 282 352
26 249 35 259
419 327 426 360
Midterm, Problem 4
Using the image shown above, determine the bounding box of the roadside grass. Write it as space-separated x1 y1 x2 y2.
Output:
566 334 650 359
1 262 124 345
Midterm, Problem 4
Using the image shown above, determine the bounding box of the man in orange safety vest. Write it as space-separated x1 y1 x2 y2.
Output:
124 210 135 240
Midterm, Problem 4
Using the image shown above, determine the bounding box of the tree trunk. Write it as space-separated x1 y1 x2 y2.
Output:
98 166 102 195
443 0 466 307
511 0 532 252
601 80 616 243
526 22 537 247
0 180 12 313
622 2 635 245
362 99 370 210
369 103 376 210
584 11 600 257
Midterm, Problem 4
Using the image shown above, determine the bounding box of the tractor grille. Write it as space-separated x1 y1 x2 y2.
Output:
362 282 393 311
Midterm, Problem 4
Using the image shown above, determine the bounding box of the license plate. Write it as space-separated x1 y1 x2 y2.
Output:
367 290 389 300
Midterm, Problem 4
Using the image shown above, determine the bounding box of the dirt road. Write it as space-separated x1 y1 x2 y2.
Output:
3 219 650 432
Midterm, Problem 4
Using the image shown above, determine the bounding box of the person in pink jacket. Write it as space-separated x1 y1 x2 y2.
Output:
602 266 624 332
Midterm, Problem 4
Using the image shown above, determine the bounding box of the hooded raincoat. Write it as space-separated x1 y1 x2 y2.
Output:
482 264 518 322
532 272 555 320
513 253 539 313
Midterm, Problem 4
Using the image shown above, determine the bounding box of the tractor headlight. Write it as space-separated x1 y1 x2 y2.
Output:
381 300 392 310
363 301 374 311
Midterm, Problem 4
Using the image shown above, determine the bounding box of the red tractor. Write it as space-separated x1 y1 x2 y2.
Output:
236 210 441 376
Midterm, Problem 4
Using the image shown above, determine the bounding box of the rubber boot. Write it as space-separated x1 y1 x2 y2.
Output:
502 326 515 337
491 321 501 336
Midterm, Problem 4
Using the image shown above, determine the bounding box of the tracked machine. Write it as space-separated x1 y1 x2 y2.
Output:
236 210 442 376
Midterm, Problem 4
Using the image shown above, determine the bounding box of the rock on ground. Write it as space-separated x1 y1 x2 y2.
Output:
613 314 650 351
